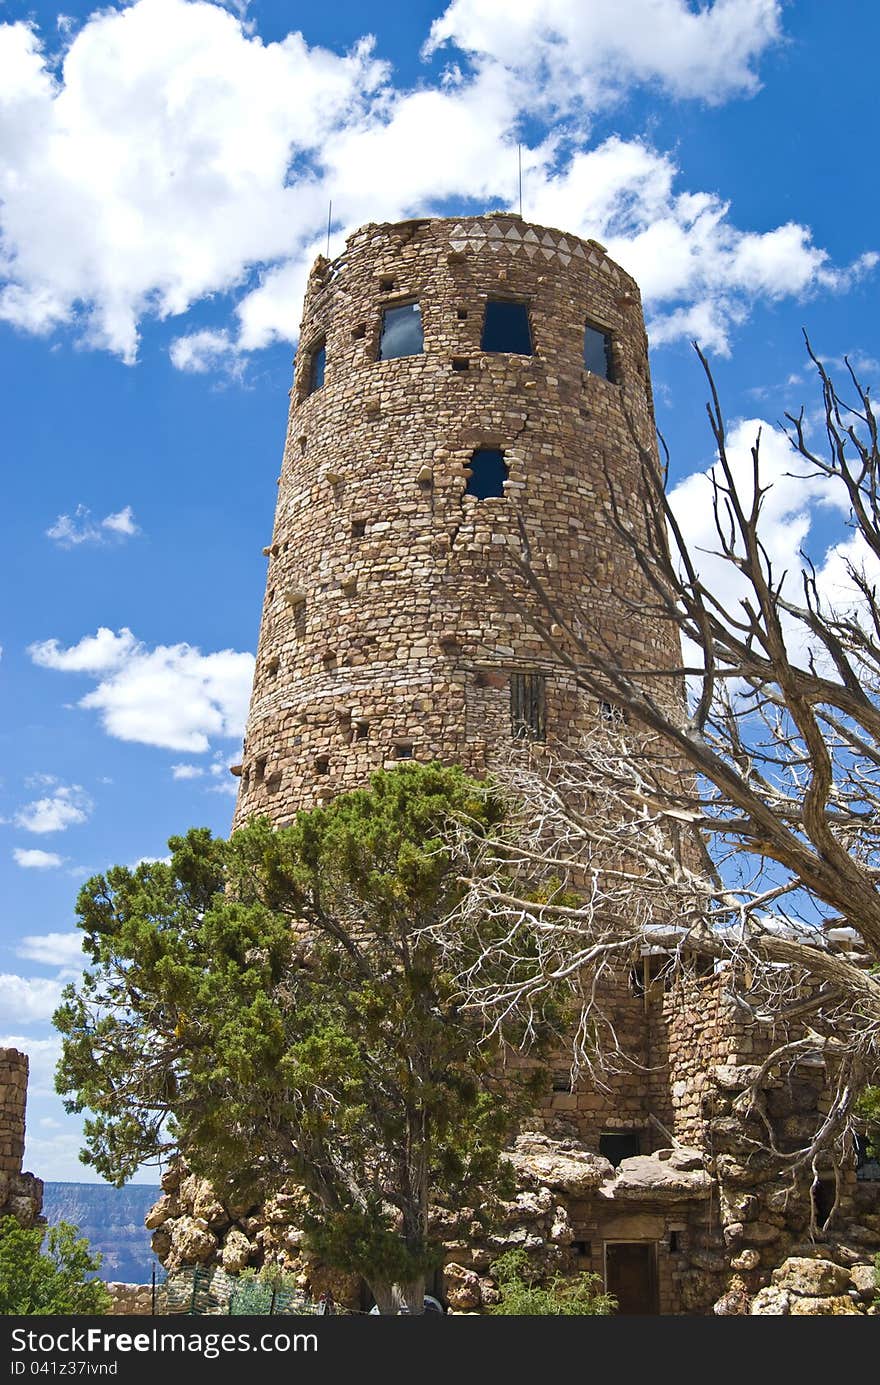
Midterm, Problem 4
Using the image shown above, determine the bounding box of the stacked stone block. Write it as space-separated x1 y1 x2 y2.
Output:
0 1047 43 1228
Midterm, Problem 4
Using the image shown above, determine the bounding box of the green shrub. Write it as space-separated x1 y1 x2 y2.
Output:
488 1248 616 1316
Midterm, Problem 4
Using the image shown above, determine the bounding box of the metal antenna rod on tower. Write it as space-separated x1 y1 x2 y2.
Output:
518 144 523 218
326 201 332 259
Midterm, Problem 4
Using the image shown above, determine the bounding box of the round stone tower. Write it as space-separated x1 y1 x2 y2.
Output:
232 214 675 827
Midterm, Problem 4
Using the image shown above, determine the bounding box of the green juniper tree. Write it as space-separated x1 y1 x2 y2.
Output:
55 763 555 1313
0 1220 110 1316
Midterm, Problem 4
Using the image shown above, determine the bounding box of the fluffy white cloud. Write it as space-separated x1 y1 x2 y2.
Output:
667 416 880 672
46 503 140 547
171 763 204 779
0 0 386 359
14 782 92 834
0 1035 62 1097
29 627 254 752
29 626 138 673
100 505 138 537
0 973 64 1022
15 931 86 968
13 848 64 869
0 0 870 367
425 0 783 106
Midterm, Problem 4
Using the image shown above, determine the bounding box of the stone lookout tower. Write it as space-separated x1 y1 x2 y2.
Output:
232 213 677 825
162 215 880 1314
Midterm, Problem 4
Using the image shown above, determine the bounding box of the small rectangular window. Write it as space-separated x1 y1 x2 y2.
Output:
599 1131 641 1167
379 302 423 360
583 323 614 381
351 518 367 539
481 300 532 354
510 671 546 741
393 741 414 759
306 339 325 395
466 448 508 499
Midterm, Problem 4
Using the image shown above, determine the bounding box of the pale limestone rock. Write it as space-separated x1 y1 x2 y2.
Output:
221 1229 253 1274
788 1295 861 1316
509 1132 612 1196
771 1257 851 1297
549 1205 573 1245
145 1193 177 1229
713 1286 750 1315
444 1263 482 1311
849 1263 878 1299
730 1248 760 1271
750 1286 791 1314
192 1182 229 1228
160 1162 183 1194
609 1150 711 1201
169 1215 218 1265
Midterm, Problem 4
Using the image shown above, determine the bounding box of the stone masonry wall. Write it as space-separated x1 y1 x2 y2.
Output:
0 1047 44 1228
232 214 678 825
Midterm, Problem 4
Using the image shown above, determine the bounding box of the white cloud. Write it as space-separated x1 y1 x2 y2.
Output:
100 505 139 537
46 503 140 547
15 931 86 968
0 973 64 1022
667 417 880 673
425 0 783 106
0 0 871 368
173 754 238 794
15 782 92 834
29 626 138 673
13 847 64 869
0 1035 62 1097
0 0 386 360
29 627 254 752
169 328 243 376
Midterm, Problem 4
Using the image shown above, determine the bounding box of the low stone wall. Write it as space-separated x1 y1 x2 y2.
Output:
105 1283 156 1315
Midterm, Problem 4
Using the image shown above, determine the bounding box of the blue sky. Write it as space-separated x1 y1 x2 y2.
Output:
0 0 877 1180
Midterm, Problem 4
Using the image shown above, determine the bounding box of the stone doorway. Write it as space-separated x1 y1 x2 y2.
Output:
604 1241 659 1315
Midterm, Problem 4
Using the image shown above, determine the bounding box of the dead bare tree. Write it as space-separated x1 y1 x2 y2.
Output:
443 340 880 1200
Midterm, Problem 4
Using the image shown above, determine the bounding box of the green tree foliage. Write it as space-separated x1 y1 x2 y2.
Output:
488 1248 616 1315
0 1220 111 1315
55 764 556 1313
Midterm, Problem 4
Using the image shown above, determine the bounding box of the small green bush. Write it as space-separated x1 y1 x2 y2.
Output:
488 1248 616 1316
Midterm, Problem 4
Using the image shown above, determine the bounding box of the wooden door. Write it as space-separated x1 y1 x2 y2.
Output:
605 1242 658 1315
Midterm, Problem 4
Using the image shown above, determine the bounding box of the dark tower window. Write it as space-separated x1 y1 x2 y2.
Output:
600 1131 641 1167
481 300 532 354
583 323 614 380
378 302 423 360
305 339 325 395
466 448 508 499
510 671 546 741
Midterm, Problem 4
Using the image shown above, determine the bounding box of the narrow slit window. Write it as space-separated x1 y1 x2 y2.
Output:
466 448 508 499
306 340 325 395
510 671 546 741
378 302 423 360
481 300 532 354
583 323 614 381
